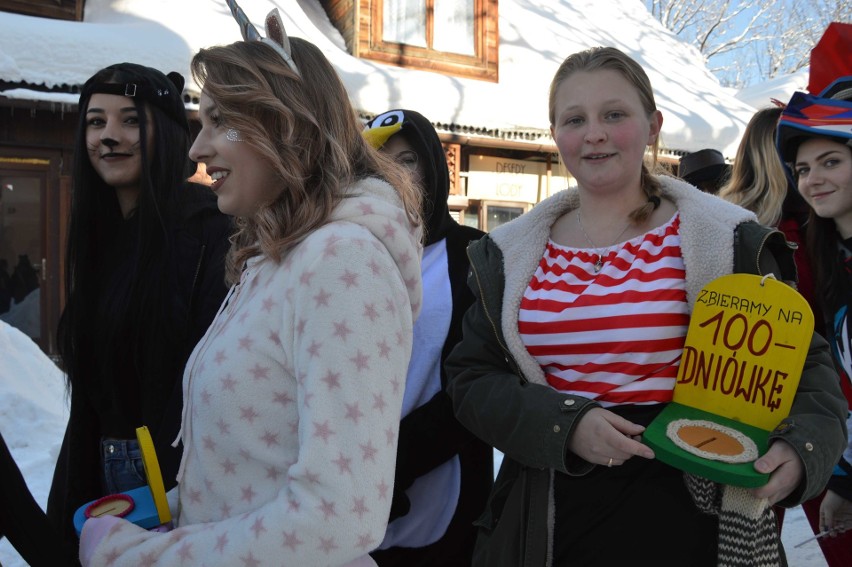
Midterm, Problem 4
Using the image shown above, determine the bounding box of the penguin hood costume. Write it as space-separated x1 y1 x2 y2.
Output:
364 110 493 565
364 109 457 246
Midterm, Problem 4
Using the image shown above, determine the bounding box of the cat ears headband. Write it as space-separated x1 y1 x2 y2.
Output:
226 0 301 77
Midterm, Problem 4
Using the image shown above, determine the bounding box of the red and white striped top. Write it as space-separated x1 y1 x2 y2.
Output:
519 213 688 407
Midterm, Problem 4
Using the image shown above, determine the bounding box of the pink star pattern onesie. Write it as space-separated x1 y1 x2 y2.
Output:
83 177 423 566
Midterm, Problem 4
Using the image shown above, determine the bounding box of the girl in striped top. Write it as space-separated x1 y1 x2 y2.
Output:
445 46 848 567
519 213 687 407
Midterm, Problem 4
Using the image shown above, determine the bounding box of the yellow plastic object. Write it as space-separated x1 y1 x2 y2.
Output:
135 426 172 525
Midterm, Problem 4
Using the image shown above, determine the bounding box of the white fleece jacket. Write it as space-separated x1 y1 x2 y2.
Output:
83 177 423 567
487 176 756 389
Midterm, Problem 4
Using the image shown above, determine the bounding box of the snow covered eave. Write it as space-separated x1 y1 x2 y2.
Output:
0 14 195 91
0 85 684 160
1 0 758 158
736 68 810 110
1 88 78 104
437 131 557 155
0 87 81 120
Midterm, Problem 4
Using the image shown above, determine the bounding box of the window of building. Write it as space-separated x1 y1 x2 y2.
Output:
463 200 529 232
382 0 476 55
483 202 526 231
462 202 480 230
360 0 498 82
0 0 83 21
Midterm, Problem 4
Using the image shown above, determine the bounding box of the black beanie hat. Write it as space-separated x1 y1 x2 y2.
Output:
79 62 188 131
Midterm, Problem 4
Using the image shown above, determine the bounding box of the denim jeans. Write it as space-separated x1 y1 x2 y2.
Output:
100 438 147 495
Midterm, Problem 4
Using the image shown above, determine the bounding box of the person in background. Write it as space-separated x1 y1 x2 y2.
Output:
718 105 821 334
718 103 827 540
9 254 38 305
47 62 232 555
77 4 423 566
0 429 77 565
363 109 492 567
0 259 11 313
445 45 847 566
677 148 730 194
777 76 852 566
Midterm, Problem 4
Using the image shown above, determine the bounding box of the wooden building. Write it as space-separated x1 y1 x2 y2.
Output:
0 0 759 354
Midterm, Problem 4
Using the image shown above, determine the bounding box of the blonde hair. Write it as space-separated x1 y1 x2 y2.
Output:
718 107 788 226
548 46 665 222
191 39 421 284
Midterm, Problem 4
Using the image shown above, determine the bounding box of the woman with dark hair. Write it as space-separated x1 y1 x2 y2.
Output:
776 77 852 566
47 62 232 553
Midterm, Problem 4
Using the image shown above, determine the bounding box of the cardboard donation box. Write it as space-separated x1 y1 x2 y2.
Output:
73 426 171 535
643 274 813 487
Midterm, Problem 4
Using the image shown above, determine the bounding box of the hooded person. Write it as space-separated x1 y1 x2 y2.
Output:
364 109 493 566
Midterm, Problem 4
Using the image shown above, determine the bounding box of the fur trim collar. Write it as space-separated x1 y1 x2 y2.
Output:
487 175 756 386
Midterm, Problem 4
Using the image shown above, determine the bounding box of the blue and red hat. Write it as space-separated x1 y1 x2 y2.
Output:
776 76 852 162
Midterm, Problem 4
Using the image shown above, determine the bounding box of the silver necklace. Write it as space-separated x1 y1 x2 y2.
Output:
576 210 633 273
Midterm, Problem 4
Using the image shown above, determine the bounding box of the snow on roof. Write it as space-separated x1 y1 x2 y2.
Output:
735 67 810 110
0 0 757 156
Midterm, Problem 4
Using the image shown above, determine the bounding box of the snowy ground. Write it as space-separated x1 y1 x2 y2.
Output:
0 321 832 566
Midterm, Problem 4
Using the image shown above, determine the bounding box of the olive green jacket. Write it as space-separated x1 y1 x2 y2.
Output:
445 177 848 567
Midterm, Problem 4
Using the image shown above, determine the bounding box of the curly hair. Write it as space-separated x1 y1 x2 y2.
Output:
191 39 421 284
548 46 665 221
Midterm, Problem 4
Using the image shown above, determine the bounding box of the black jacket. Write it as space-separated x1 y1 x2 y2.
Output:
0 431 77 566
47 185 232 559
372 223 493 567
368 108 493 567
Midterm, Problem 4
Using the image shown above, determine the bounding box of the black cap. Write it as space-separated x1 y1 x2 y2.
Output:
80 63 188 131
678 148 730 185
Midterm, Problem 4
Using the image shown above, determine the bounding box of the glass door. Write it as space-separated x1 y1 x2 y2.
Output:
0 171 44 345
0 152 64 355
481 201 529 232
